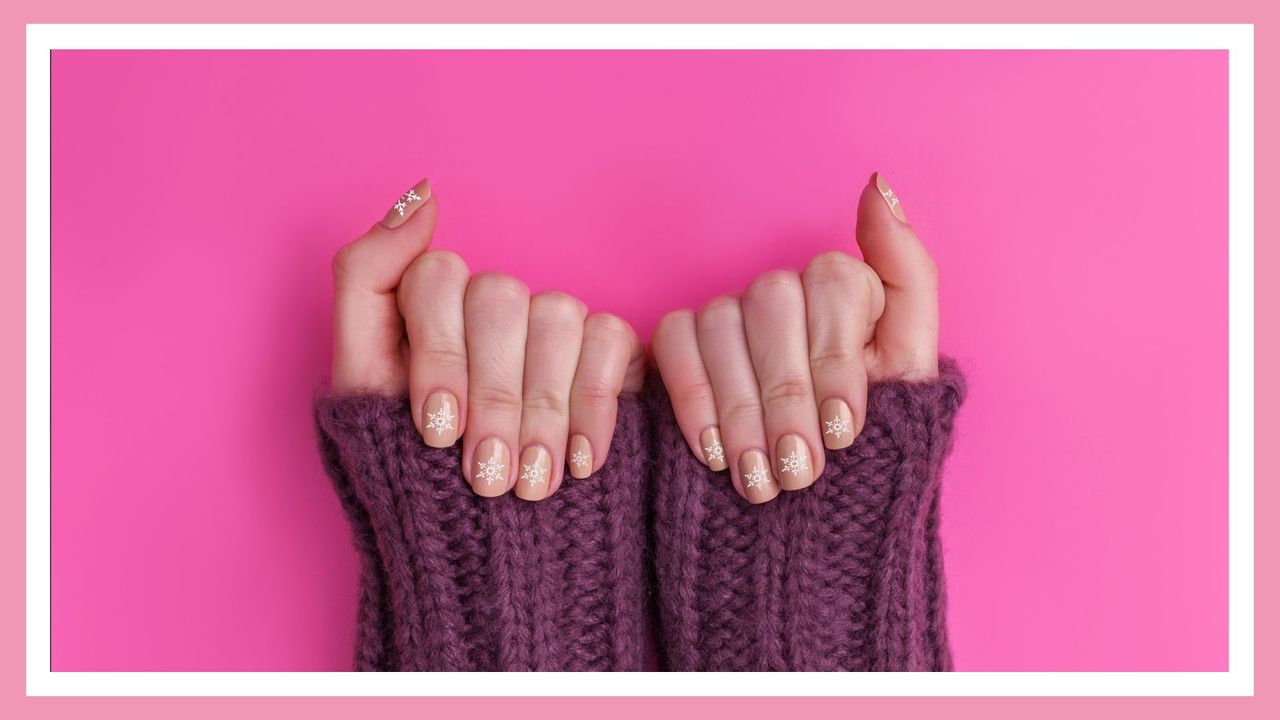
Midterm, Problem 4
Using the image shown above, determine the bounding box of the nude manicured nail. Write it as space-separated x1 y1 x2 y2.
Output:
516 445 553 501
873 172 907 224
776 434 815 491
738 449 779 504
568 434 593 479
470 437 511 497
700 426 728 471
380 177 432 229
821 397 856 450
421 391 459 448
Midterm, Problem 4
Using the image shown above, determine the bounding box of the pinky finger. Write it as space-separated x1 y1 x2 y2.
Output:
567 313 644 479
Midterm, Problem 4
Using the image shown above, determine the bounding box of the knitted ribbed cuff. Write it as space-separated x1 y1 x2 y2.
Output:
646 359 966 671
314 391 650 671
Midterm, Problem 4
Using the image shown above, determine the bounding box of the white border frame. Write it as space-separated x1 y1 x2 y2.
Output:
25 23 1254 697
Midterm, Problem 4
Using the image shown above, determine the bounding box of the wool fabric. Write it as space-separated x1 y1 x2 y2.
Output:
647 359 966 671
315 360 965 672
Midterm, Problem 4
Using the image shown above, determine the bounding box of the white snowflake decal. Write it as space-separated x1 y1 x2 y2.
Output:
520 461 548 487
570 450 590 469
475 455 506 486
394 187 424 216
881 187 900 209
780 450 809 476
424 404 456 436
825 416 852 440
704 440 724 465
744 462 771 490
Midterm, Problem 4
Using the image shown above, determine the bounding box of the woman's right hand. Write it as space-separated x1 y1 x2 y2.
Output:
330 177 645 501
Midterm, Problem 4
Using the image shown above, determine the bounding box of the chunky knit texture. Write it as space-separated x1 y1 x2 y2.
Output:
315 392 650 671
647 359 966 671
315 360 964 672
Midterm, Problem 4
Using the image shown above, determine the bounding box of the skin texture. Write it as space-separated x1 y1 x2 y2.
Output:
332 171 933 504
652 172 940 503
330 178 644 500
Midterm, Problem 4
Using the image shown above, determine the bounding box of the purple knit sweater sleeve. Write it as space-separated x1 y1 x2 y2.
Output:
314 391 650 671
646 358 966 671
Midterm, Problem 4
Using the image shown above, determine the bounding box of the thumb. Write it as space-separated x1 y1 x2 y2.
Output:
855 172 939 380
331 177 437 393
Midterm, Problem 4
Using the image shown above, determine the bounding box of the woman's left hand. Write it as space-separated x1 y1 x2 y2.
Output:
651 173 940 503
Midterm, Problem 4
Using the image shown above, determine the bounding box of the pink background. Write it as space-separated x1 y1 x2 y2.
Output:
48 49 1227 672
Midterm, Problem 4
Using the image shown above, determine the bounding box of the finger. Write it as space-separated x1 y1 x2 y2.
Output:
696 296 778 504
397 249 470 447
856 172 939 380
741 270 822 491
462 272 530 497
517 292 587 501
331 177 436 393
652 310 726 471
566 313 643 479
802 251 884 449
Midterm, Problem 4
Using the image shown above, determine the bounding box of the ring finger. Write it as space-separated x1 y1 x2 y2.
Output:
517 292 587 501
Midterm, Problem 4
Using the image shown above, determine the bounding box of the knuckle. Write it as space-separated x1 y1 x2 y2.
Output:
696 295 741 327
916 252 940 286
416 249 470 280
762 376 813 408
414 346 468 372
523 388 570 415
531 290 588 322
467 271 530 304
572 377 620 408
809 346 861 375
399 249 470 299
585 312 634 340
651 310 694 350
470 385 523 414
804 253 882 303
745 269 802 299
670 378 716 411
804 251 869 285
720 399 762 426
330 242 362 284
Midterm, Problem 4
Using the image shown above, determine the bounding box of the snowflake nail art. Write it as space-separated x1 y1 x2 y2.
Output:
881 187 900 209
780 449 809 476
570 449 590 470
424 404 456 436
394 187 425 216
825 416 852 440
475 455 506 486
744 462 771 490
520 460 549 487
704 440 725 465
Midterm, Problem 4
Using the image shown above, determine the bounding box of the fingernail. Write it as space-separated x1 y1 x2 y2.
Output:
470 437 511 497
380 177 432 229
421 391 459 448
873 172 907 224
738 449 779 504
515 445 553 501
700 426 728 471
821 397 856 450
568 434 593 479
776 434 815 491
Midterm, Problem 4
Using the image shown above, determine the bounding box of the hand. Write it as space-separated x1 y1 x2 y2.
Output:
330 177 646 500
651 173 939 503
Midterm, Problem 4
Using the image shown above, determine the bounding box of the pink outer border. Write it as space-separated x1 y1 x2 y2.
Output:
2 1 1275 716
